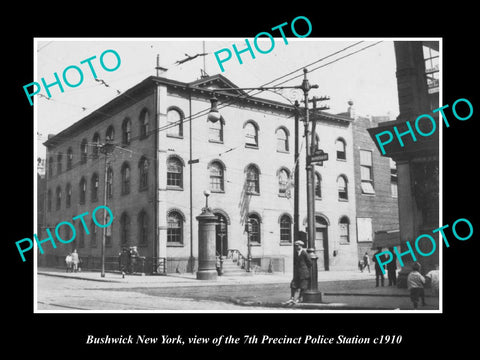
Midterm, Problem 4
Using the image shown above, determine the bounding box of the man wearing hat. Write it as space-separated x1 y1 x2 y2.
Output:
287 240 312 304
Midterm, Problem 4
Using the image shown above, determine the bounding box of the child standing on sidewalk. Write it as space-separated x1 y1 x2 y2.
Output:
407 262 426 309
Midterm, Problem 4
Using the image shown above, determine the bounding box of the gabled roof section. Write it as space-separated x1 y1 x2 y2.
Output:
189 74 247 96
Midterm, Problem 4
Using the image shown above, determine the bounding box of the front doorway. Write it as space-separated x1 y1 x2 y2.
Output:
315 216 329 270
215 213 228 257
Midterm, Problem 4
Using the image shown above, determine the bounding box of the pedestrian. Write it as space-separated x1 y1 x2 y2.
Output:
362 252 370 273
373 248 386 287
387 247 397 286
425 264 439 296
286 240 312 304
71 249 79 273
129 246 139 274
407 262 426 309
65 253 72 273
118 247 130 278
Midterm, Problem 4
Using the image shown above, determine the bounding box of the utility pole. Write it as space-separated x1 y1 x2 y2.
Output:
99 141 115 277
293 100 300 279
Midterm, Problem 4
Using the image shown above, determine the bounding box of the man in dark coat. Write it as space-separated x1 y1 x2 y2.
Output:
373 247 387 287
118 247 130 278
387 247 397 286
288 240 312 304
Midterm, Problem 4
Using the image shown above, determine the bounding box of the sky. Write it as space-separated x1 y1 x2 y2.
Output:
35 38 401 160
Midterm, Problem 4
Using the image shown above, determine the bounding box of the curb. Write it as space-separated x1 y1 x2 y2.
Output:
229 298 395 310
38 271 122 283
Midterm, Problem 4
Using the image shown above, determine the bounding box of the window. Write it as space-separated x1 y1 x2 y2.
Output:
209 161 224 192
336 138 346 160
315 216 328 250
315 172 322 198
47 189 52 211
107 167 113 199
138 210 148 246
139 157 149 191
209 117 223 142
280 214 292 244
122 118 132 145
246 164 260 194
278 168 290 196
92 133 100 159
90 219 97 247
66 183 72 208
167 157 183 188
360 150 375 194
67 148 73 170
337 175 348 200
140 109 150 139
57 153 62 175
120 212 130 245
244 121 258 147
48 157 53 178
339 216 350 244
167 108 183 137
167 211 183 245
390 158 398 197
55 186 61 210
247 214 261 244
91 173 99 202
79 177 86 204
80 139 88 164
276 127 289 152
121 162 131 195
106 125 115 142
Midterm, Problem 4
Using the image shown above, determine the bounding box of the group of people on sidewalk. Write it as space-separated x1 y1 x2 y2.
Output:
65 249 80 273
118 246 141 278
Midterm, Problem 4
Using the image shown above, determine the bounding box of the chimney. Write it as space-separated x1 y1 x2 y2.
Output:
347 100 355 119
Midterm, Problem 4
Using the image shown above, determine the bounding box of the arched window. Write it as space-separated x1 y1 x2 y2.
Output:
248 213 261 244
120 212 130 245
57 153 62 175
244 121 259 147
278 168 290 196
167 156 183 188
79 177 86 204
139 109 150 139
245 164 260 194
280 214 292 244
67 147 73 170
138 210 149 245
139 157 149 191
92 133 100 159
167 211 183 245
106 167 113 199
209 161 224 192
167 108 183 137
106 125 115 142
336 138 346 160
91 173 99 202
315 172 322 198
122 118 132 145
276 127 289 152
80 139 88 163
337 175 348 200
66 183 72 208
55 186 62 210
121 162 131 195
339 216 350 244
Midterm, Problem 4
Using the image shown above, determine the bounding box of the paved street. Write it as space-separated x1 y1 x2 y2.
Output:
36 268 439 311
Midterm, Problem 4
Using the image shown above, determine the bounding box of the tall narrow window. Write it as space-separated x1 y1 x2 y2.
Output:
120 212 130 245
280 214 292 244
167 108 183 137
278 168 290 196
80 139 88 164
209 161 224 192
339 216 350 244
390 158 398 198
360 150 375 194
138 210 148 245
66 183 72 208
276 127 289 152
122 118 132 145
92 133 100 159
57 153 62 175
337 175 348 201
121 162 131 195
167 157 183 188
67 147 73 170
106 125 115 142
336 138 346 160
248 214 261 244
244 121 258 147
139 157 149 191
91 173 99 202
79 177 86 204
90 219 97 247
167 211 183 245
140 109 150 139
55 186 61 210
315 172 322 198
246 164 260 194
107 167 113 199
